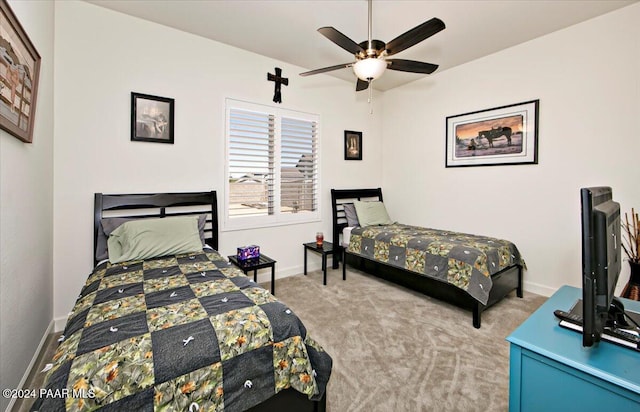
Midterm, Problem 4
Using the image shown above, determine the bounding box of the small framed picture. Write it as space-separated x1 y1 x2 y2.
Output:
445 99 539 167
344 130 362 160
131 92 174 143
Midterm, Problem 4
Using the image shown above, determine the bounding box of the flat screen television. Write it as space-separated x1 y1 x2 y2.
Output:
580 186 623 347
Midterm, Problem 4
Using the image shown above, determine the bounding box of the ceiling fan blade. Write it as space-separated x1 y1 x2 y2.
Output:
356 78 369 91
300 62 354 77
318 27 365 55
387 59 439 74
385 18 445 56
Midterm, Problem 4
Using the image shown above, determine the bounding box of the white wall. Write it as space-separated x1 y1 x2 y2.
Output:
51 0 639 327
381 3 640 296
52 1 383 322
0 1 54 410
0 1 633 404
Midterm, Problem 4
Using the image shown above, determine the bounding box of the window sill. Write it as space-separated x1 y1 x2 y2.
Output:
221 216 321 232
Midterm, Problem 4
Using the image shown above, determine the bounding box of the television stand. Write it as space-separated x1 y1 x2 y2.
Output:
507 286 640 411
556 298 640 351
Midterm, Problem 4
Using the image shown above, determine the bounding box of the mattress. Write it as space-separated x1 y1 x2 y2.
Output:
342 226 354 248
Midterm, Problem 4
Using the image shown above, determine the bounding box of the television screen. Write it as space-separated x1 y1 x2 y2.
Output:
555 187 639 350
581 186 622 346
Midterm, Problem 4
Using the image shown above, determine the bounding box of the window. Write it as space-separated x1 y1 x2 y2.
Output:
224 99 319 230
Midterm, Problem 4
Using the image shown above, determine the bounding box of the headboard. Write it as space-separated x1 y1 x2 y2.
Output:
330 188 383 267
94 191 218 265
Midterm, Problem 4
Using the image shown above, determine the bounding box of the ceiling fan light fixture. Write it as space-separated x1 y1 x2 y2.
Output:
353 58 387 81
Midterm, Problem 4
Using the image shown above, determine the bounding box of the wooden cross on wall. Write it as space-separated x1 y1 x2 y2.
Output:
267 67 288 104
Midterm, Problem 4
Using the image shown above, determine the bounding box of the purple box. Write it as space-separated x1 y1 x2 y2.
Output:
237 245 260 261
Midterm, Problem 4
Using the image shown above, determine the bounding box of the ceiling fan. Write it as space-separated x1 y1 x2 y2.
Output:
299 0 445 91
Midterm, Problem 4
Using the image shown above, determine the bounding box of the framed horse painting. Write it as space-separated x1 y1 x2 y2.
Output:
445 100 539 167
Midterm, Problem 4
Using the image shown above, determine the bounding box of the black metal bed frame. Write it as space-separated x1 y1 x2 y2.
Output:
331 188 523 328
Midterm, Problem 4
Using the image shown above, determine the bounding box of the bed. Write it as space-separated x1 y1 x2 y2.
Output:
32 191 330 412
331 188 523 328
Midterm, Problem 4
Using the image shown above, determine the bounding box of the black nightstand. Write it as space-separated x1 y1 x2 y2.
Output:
228 254 276 295
303 241 343 285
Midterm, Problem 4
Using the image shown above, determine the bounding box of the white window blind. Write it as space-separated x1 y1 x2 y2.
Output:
228 109 274 218
280 117 318 214
225 99 319 230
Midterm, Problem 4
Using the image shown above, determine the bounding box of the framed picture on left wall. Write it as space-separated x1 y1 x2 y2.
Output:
0 0 41 143
131 92 174 143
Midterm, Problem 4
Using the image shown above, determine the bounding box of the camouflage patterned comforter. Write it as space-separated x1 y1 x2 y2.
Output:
32 249 331 412
348 224 524 305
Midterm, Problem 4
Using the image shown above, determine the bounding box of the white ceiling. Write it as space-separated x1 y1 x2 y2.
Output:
86 0 637 91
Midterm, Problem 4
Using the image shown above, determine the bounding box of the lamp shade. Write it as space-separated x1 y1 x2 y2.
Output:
353 58 387 81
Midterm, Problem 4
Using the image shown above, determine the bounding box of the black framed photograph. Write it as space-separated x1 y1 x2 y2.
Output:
445 99 539 167
131 92 174 143
344 130 362 160
0 0 41 143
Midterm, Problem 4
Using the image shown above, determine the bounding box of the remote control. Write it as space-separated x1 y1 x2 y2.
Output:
555 309 640 351
606 327 640 344
554 309 583 326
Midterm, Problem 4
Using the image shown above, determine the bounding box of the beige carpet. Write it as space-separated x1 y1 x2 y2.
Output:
16 266 545 412
276 267 546 412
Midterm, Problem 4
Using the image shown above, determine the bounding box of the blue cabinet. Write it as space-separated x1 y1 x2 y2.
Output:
507 286 640 411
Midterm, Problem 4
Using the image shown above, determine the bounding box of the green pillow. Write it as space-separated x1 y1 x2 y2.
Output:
353 200 394 227
97 214 207 262
108 216 203 264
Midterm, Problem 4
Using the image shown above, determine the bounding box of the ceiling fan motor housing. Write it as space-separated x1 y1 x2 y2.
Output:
358 39 386 58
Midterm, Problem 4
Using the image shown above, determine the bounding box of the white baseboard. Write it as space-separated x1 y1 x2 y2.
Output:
523 280 557 297
254 263 303 284
253 261 332 284
5 319 54 412
54 316 68 333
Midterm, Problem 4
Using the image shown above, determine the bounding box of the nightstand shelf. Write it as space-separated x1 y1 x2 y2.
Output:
228 254 276 295
303 241 343 285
